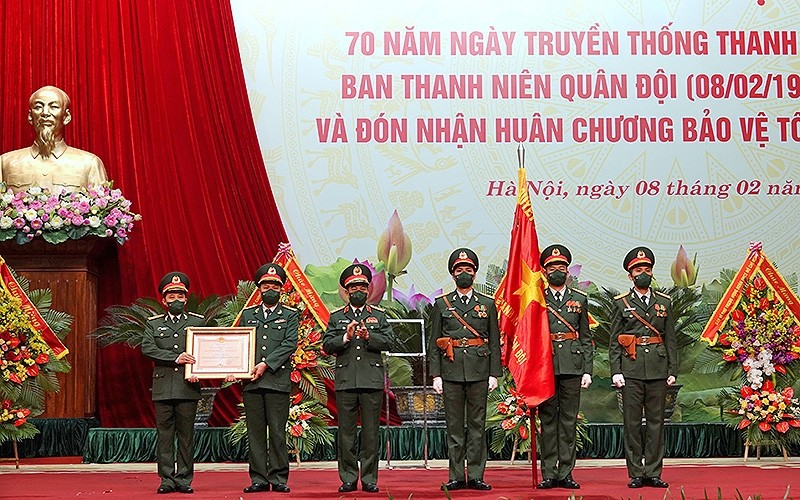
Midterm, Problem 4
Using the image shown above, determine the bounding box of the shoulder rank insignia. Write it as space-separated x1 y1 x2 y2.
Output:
188 312 204 318
148 313 165 320
654 291 672 300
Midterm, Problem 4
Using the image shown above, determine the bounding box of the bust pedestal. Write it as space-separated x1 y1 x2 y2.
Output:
0 237 116 418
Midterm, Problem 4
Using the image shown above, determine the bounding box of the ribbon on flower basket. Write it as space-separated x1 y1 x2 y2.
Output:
701 243 800 345
0 256 68 358
231 243 330 328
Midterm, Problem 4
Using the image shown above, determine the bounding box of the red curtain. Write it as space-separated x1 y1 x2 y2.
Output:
0 0 286 426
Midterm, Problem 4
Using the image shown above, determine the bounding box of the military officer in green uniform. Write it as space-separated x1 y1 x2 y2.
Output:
323 264 394 494
141 272 205 494
429 248 501 492
536 245 593 490
610 247 677 489
237 263 299 494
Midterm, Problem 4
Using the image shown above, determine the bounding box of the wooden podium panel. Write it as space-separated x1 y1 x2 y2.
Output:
0 238 116 418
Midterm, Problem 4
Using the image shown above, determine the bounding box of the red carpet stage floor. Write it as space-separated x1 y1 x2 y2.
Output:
1 459 798 499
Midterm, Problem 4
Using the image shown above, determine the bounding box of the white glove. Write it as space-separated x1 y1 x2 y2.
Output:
612 374 625 388
488 376 498 392
666 375 676 386
432 376 443 394
580 374 592 388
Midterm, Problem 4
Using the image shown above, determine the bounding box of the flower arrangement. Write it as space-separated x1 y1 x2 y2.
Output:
486 371 590 456
0 399 31 428
716 275 800 388
703 243 800 451
722 380 800 447
0 184 140 245
227 395 334 457
0 271 71 444
279 282 334 403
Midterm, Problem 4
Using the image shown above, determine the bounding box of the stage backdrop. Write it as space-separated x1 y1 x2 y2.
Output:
231 0 800 291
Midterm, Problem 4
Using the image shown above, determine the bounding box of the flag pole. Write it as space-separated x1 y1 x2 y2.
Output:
515 142 539 488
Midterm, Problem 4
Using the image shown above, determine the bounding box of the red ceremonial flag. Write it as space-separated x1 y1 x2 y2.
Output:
0 255 69 359
494 166 554 408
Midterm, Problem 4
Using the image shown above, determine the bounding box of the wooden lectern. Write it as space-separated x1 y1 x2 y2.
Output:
0 238 116 418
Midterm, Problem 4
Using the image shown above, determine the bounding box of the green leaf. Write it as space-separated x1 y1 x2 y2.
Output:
66 225 89 239
0 229 16 241
42 231 69 244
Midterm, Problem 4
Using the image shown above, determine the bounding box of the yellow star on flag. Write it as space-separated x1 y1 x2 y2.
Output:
514 259 546 319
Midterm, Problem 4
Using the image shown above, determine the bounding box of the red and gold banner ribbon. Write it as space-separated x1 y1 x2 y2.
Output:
0 255 69 359
701 243 800 344
231 243 330 328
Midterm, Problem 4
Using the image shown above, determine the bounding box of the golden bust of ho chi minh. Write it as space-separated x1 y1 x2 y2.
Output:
0 86 109 193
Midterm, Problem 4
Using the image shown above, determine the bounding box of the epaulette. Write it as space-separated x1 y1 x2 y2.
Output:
148 314 165 320
331 305 347 313
435 292 447 299
242 304 260 311
188 312 204 318
282 305 298 312
654 291 672 300
570 288 587 296
368 305 385 312
474 290 493 300
613 292 628 300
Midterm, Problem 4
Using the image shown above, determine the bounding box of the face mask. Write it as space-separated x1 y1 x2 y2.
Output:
261 290 280 306
548 270 567 287
633 273 652 289
167 300 185 315
349 290 367 307
454 272 474 289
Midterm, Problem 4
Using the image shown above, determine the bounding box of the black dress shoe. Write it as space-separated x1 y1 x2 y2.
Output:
362 483 379 493
467 478 492 490
177 485 194 494
560 475 580 489
440 480 466 491
271 483 290 493
644 476 669 488
628 477 644 488
537 478 558 489
243 483 270 493
157 485 175 494
338 482 357 493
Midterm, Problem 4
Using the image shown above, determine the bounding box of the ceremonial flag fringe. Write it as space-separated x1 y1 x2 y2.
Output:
701 242 800 345
232 243 330 328
494 167 554 407
0 255 68 359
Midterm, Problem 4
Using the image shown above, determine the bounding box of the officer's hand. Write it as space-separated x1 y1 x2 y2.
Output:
581 374 592 388
187 375 199 383
488 376 498 392
344 321 358 342
224 374 237 383
666 375 676 386
251 362 267 380
612 374 625 388
432 376 443 394
176 352 196 364
357 321 369 341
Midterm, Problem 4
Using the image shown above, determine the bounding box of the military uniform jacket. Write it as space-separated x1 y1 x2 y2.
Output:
322 305 393 391
546 287 593 376
428 290 502 383
141 312 205 402
237 304 299 393
609 289 677 380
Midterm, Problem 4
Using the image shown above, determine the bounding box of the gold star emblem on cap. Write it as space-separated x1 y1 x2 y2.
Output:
171 275 181 283
552 248 560 256
637 250 645 258
459 251 467 259
267 267 277 275
354 267 362 275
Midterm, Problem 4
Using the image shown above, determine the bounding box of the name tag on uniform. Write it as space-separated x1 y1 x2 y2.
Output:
339 319 350 324
624 307 635 312
446 307 456 311
158 326 169 331
366 317 378 323
275 318 286 323
247 320 258 324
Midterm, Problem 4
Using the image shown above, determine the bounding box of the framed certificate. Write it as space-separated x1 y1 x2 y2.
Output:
185 327 256 379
